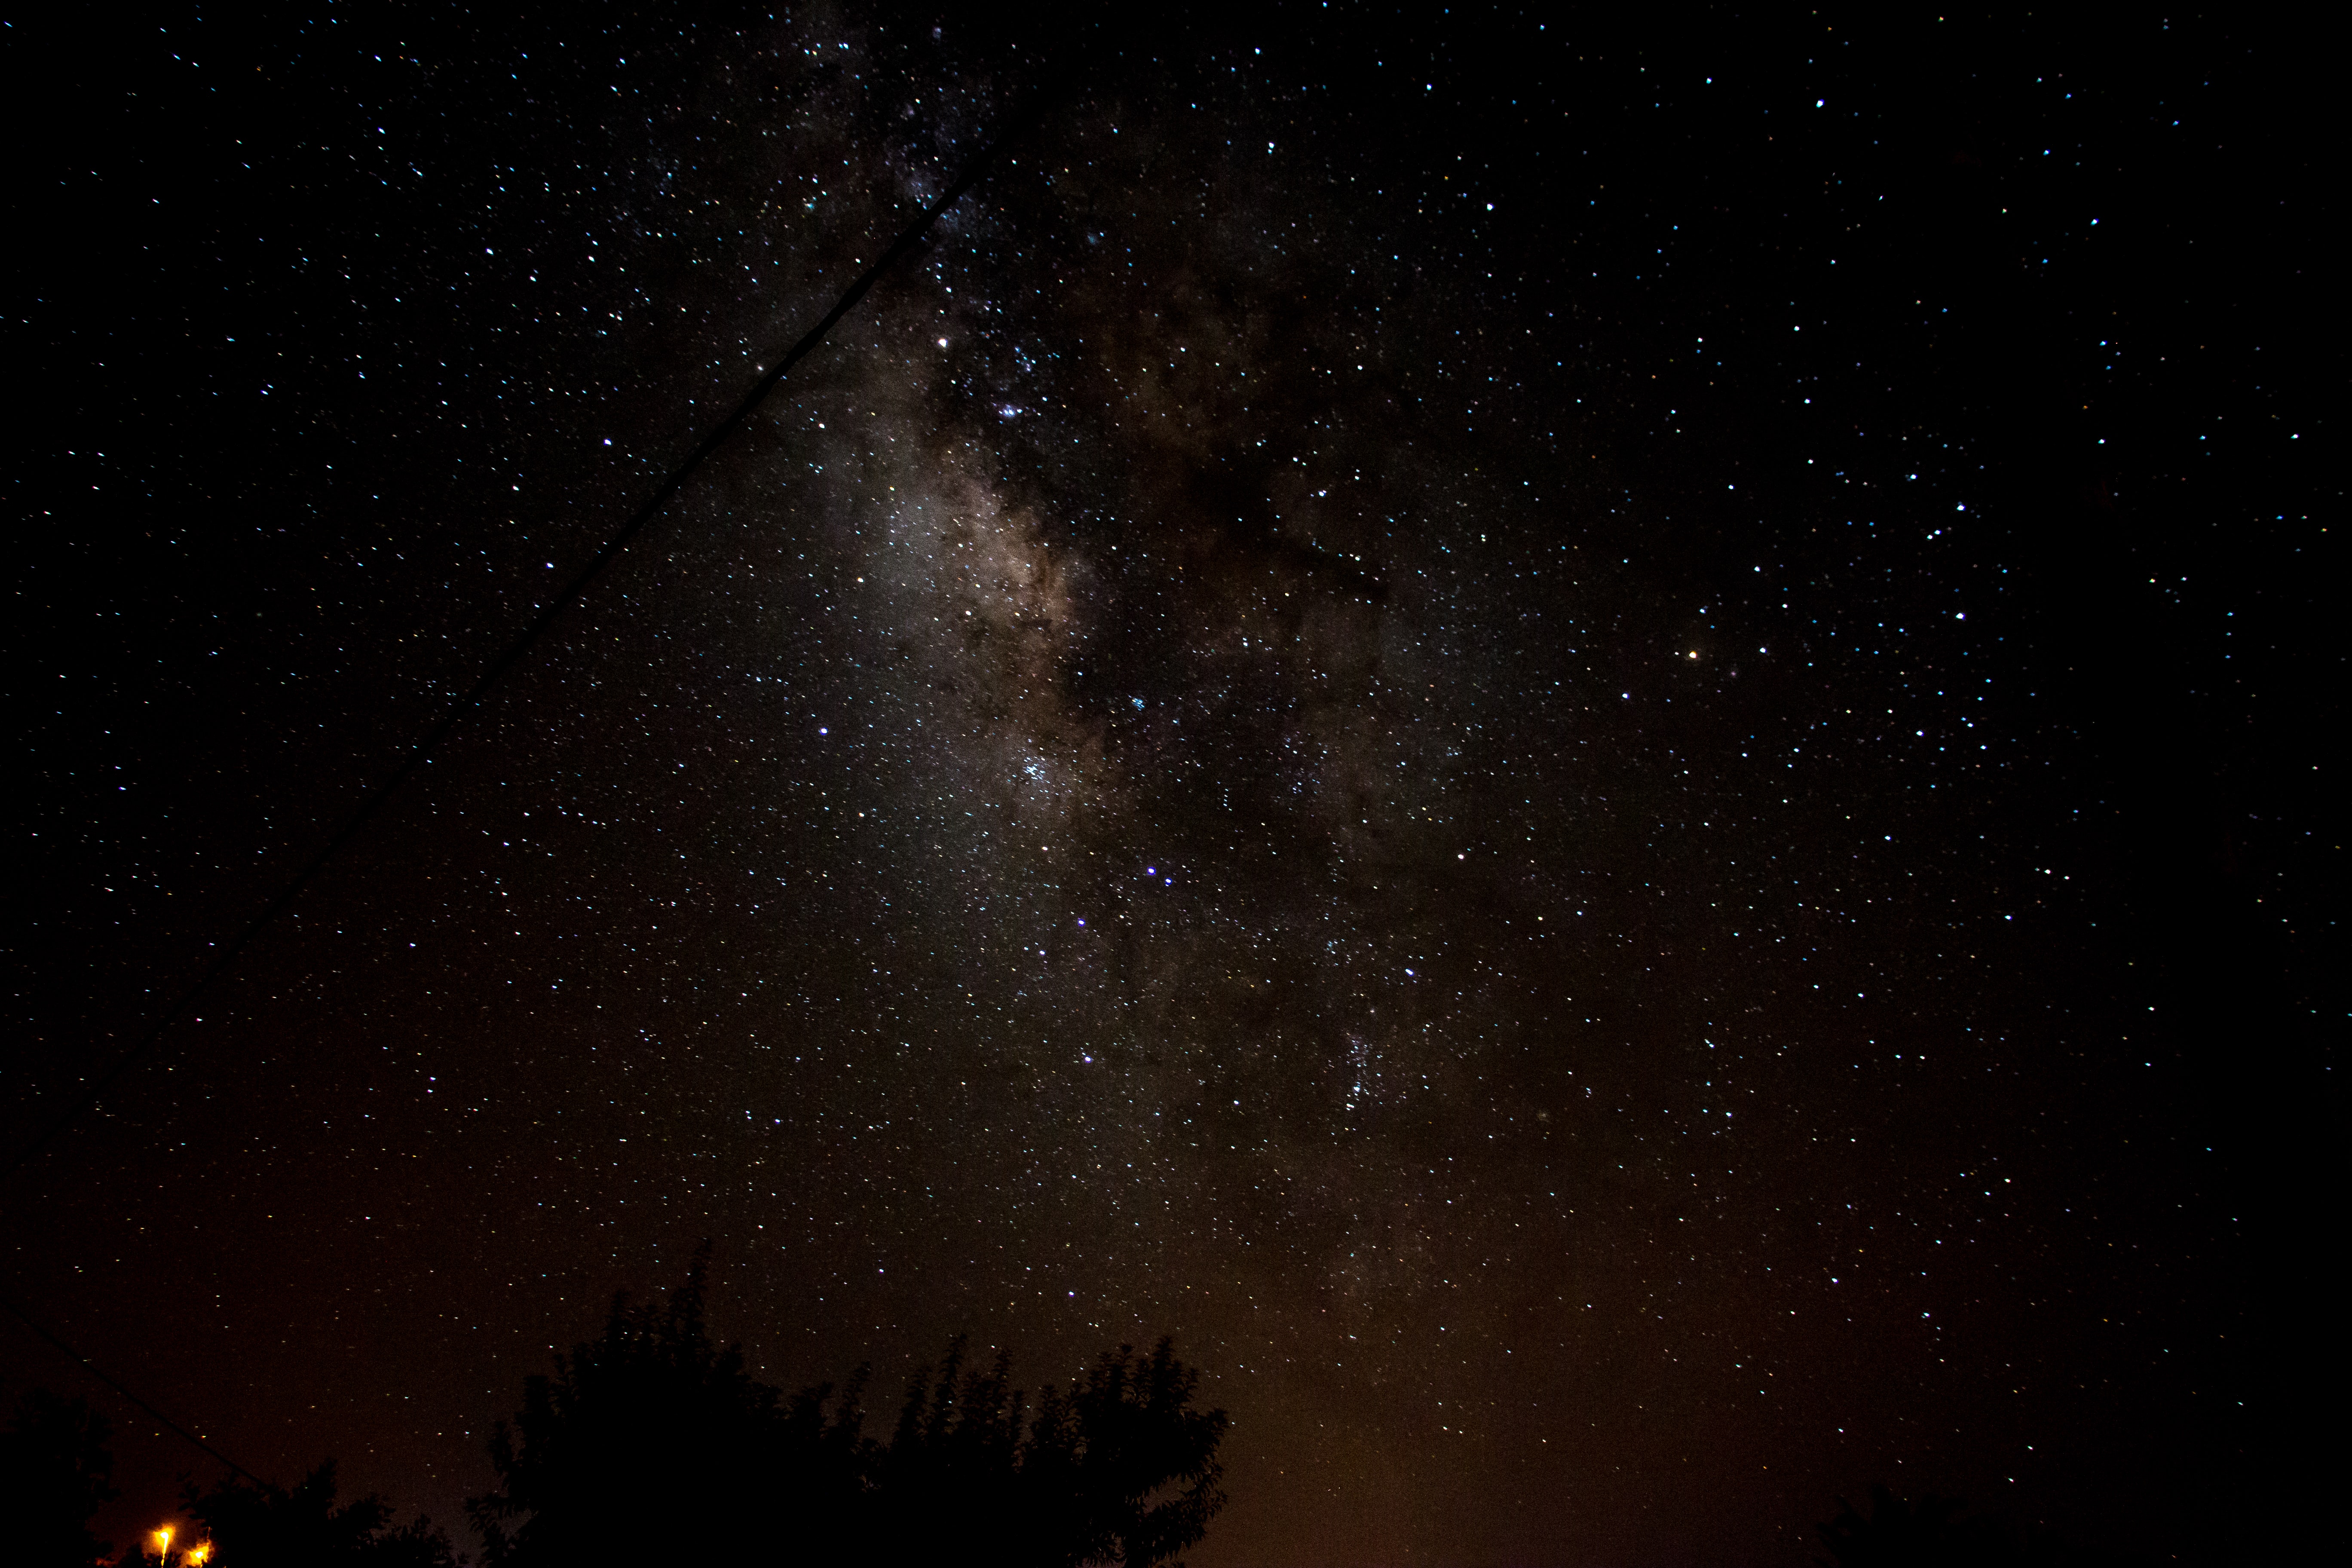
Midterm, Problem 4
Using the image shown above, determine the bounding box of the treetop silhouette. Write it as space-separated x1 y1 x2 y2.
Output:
181 1461 460 1567
467 1247 1227 1566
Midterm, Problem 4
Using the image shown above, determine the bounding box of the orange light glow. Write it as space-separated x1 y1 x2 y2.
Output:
150 1525 175 1559
184 1544 214 1566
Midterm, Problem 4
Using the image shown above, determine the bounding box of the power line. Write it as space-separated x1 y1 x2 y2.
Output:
3 78 1065 1193
2 1294 266 1487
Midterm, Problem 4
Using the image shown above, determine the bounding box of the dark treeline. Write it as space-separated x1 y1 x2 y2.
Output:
8 1268 2157 1566
7 1254 1227 1567
466 1255 1227 1567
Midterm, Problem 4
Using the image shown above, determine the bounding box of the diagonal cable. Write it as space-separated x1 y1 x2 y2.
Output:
5 80 1065 1191
2 1294 268 1486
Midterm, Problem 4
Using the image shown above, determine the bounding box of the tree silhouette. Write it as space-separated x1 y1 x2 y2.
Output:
1019 1340 1228 1568
868 1336 1228 1567
466 1248 836 1565
467 1247 1227 1566
181 1461 461 1567
866 1337 1029 1561
1 1388 119 1566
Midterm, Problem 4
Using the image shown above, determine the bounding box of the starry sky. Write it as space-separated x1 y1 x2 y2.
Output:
9 7 2331 1565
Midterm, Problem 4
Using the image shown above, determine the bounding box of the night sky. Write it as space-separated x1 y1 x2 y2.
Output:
9 7 2329 1565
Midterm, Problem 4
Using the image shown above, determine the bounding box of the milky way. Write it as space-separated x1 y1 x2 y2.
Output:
15 9 2317 1566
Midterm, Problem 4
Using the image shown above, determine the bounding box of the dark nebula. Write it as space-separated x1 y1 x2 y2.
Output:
9 7 2324 1565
